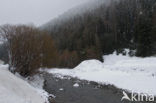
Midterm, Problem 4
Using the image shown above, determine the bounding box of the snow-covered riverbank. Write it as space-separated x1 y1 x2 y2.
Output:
45 51 156 95
0 64 49 103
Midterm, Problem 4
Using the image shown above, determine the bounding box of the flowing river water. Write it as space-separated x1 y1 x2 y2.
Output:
43 73 156 103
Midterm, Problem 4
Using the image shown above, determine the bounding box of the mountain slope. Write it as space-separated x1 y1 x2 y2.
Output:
40 0 156 68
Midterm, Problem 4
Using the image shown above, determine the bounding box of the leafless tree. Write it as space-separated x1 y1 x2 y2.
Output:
0 25 57 76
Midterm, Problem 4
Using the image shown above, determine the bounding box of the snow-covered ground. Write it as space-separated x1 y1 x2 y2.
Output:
0 64 49 103
45 51 156 96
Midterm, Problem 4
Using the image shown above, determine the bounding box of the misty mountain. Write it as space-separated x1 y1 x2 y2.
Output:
40 0 156 68
41 0 109 30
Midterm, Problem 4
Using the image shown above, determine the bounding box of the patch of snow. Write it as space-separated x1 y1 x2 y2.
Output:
46 51 156 95
139 11 143 15
27 75 45 89
59 88 64 91
26 75 51 102
73 83 79 87
0 60 4 64
0 64 48 103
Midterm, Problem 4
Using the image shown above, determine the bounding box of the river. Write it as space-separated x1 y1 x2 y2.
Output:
43 73 156 103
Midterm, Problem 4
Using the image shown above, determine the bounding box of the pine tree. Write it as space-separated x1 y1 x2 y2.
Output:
136 17 153 57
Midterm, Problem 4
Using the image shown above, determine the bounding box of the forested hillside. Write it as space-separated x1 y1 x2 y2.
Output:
43 0 156 58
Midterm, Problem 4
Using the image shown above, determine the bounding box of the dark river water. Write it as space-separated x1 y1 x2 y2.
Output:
43 73 156 103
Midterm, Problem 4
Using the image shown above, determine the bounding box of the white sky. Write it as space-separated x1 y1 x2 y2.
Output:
0 0 89 26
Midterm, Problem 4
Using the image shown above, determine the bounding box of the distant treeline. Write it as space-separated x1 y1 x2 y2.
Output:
0 0 156 76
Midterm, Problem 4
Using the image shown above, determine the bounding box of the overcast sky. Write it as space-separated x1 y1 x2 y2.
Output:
0 0 89 26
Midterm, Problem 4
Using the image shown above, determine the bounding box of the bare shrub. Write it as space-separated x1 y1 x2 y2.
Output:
0 25 57 76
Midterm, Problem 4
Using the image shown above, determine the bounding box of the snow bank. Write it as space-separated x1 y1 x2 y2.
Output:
0 64 47 103
73 83 79 87
46 52 156 95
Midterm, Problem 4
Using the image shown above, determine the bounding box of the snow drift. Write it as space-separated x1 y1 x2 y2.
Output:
0 64 47 103
46 51 156 95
